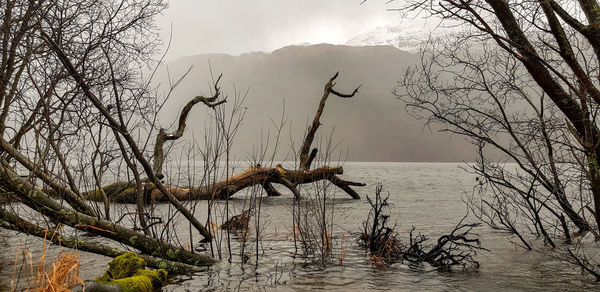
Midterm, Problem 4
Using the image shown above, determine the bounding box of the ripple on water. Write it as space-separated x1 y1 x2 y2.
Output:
1 162 599 291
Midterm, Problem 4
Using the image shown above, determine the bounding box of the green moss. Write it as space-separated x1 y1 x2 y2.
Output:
96 272 112 283
158 261 168 270
99 252 146 280
27 190 36 198
166 249 175 259
135 269 167 287
129 236 138 246
122 187 135 193
85 190 104 201
112 275 153 292
83 182 136 202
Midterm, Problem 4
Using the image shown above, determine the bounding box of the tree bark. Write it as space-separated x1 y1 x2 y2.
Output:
486 0 595 233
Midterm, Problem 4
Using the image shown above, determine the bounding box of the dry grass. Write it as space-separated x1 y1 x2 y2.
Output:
10 226 84 292
39 253 83 292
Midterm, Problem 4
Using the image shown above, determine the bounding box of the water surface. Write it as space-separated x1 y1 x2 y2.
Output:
1 162 597 291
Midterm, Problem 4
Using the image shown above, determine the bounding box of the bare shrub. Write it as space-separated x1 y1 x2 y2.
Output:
358 184 487 270
357 183 403 263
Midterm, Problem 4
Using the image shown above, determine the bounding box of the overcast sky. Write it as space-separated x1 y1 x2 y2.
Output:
157 0 405 60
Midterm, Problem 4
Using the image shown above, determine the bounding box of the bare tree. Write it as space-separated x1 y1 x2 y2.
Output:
0 0 217 271
391 0 600 278
0 0 369 277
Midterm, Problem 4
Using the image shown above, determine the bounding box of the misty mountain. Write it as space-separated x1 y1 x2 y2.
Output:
345 22 453 53
157 44 475 162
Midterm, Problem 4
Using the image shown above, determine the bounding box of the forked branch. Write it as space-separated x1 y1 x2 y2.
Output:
299 72 362 171
153 74 227 179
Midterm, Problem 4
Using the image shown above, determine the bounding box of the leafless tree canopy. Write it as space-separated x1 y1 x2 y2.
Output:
392 0 600 280
0 0 369 274
0 0 223 271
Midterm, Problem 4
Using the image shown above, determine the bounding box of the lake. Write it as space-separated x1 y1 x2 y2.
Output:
1 162 598 291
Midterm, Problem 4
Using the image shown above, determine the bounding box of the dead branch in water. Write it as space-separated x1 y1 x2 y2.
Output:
358 184 487 270
80 72 365 203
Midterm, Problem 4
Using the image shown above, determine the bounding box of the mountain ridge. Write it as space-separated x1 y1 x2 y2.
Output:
157 44 475 162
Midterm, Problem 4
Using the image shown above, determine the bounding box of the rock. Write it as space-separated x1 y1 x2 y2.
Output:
75 280 123 292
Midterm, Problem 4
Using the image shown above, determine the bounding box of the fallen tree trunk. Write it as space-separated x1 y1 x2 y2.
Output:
0 160 216 268
0 208 205 274
81 165 364 203
167 164 364 200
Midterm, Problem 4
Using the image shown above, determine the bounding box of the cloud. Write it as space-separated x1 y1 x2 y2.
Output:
157 0 401 59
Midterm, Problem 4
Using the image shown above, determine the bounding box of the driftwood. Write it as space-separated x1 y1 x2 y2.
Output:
87 72 365 203
221 209 252 231
191 164 364 200
83 164 363 202
207 72 366 200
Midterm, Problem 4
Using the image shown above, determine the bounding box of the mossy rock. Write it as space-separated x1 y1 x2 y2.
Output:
82 280 123 292
134 269 168 287
96 252 167 292
111 275 153 292
103 252 146 279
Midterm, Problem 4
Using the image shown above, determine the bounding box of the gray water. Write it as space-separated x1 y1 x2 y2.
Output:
1 162 598 291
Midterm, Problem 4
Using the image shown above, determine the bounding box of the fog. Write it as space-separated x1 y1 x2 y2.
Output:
157 0 404 59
